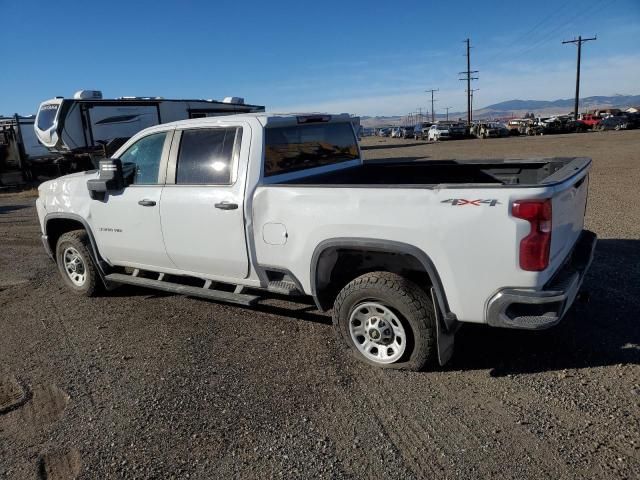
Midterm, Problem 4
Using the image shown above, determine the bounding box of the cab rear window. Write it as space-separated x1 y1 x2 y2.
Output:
264 122 358 177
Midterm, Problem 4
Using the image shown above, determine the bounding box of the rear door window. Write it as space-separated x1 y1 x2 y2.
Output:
176 128 240 185
264 122 358 177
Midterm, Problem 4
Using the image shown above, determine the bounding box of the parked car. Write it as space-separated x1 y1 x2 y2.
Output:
36 112 595 371
472 122 510 139
538 116 587 134
413 122 433 140
391 127 403 138
580 114 601 130
401 127 415 139
566 119 589 133
437 121 466 138
627 112 640 128
598 115 632 131
378 128 391 137
518 119 543 136
427 124 451 141
507 119 526 135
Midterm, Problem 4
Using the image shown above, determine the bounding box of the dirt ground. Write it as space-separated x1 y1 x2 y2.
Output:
1 130 639 479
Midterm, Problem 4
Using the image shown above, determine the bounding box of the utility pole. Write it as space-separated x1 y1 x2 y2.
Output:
468 89 479 119
459 38 478 125
425 89 438 122
562 35 597 120
444 107 452 121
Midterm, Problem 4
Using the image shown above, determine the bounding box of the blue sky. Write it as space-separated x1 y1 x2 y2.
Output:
1 0 638 116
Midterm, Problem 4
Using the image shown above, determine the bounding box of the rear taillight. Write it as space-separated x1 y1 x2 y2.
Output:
512 199 552 271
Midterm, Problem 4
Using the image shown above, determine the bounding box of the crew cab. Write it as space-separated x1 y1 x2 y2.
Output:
36 113 596 370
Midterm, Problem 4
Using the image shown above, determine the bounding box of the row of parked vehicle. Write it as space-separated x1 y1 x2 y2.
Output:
377 122 468 142
377 121 509 142
507 113 640 135
373 111 640 143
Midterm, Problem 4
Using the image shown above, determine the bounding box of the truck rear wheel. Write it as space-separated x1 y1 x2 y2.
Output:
55 230 100 296
332 272 436 371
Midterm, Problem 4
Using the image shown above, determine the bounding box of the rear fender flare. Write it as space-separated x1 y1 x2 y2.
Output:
310 238 454 324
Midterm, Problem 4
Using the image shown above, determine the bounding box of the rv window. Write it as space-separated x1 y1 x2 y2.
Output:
119 132 167 184
37 104 59 131
176 128 239 185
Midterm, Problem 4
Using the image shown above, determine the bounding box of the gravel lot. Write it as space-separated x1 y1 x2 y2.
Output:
1 130 639 479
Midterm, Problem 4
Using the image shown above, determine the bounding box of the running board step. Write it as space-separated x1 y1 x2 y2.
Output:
266 280 300 295
104 273 260 306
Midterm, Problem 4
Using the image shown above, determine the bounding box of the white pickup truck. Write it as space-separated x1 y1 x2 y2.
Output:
36 112 596 370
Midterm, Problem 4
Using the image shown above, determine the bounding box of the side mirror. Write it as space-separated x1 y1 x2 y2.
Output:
87 159 125 200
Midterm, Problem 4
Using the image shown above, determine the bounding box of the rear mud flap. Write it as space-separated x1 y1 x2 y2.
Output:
431 287 455 366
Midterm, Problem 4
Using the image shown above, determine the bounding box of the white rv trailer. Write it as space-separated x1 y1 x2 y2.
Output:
0 115 58 184
34 90 264 172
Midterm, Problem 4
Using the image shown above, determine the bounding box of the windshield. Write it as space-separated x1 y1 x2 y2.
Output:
264 122 359 177
37 103 59 131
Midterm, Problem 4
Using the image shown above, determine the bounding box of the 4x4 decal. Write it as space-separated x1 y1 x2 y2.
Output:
441 198 501 206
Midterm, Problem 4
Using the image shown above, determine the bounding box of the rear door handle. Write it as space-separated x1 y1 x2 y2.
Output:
215 201 238 210
138 199 156 207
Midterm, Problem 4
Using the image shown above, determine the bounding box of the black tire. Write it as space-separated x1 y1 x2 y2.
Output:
332 272 436 371
55 230 100 296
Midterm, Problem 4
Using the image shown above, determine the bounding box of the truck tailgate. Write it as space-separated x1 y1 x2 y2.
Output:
550 172 589 265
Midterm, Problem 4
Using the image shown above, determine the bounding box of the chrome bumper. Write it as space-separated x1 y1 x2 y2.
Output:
486 230 597 330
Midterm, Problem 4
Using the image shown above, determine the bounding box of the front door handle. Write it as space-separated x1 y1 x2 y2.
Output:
138 199 156 207
215 201 238 210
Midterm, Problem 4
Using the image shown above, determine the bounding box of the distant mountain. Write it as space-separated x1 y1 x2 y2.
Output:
361 94 640 127
475 95 640 116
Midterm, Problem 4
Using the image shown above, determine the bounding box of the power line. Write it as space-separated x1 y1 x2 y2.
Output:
480 2 574 66
444 107 452 121
459 39 478 125
425 89 438 122
489 0 611 67
562 35 597 120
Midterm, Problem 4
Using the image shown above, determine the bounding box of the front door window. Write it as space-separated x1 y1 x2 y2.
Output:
119 132 167 184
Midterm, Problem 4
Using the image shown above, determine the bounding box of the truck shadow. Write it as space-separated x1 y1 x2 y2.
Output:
0 205 29 214
449 239 640 376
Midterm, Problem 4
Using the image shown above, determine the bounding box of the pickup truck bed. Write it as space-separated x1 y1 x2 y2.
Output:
276 157 590 187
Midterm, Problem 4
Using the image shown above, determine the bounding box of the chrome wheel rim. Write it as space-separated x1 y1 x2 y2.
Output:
349 302 407 364
63 247 86 287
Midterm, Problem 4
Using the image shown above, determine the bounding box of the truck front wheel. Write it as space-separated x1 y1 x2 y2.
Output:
332 272 436 371
55 230 100 296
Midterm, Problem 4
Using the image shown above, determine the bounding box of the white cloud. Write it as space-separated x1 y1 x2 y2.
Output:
270 54 640 116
